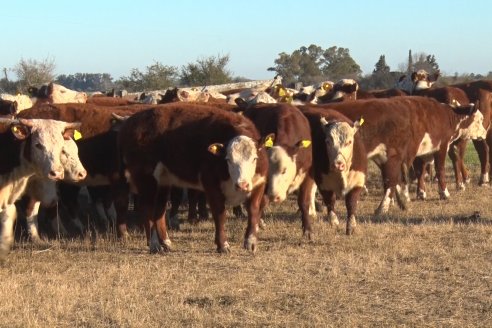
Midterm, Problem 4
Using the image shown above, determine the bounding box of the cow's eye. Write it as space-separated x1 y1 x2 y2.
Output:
35 143 44 150
281 168 287 174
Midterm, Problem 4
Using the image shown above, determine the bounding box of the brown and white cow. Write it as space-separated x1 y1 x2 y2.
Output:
118 104 268 253
0 118 83 258
16 103 160 238
304 96 487 214
241 103 315 238
28 82 88 105
302 107 367 235
396 69 440 94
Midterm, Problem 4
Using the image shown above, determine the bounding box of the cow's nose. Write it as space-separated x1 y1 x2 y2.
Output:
334 160 345 171
77 169 87 180
236 181 251 192
48 169 64 180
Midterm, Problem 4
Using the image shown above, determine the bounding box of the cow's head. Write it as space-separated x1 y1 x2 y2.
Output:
208 135 259 192
331 79 359 101
263 133 311 203
29 83 87 104
454 104 487 141
320 117 363 172
7 118 86 181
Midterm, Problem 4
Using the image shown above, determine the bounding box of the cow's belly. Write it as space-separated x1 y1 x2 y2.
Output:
416 133 440 157
319 170 365 197
153 162 203 190
367 143 387 165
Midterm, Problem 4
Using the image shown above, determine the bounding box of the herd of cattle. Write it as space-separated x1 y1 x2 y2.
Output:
0 70 491 258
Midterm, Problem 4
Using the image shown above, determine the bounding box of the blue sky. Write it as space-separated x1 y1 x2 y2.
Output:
2 0 491 80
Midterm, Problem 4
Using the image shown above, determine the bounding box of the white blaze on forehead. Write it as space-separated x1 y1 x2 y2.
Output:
50 84 87 103
459 110 487 140
267 146 297 202
226 135 258 189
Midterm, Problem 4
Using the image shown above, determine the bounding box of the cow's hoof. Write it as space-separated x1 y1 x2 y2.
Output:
456 183 466 191
346 216 357 235
243 237 257 253
149 243 162 254
303 229 313 241
328 211 339 226
161 239 173 252
218 242 231 254
259 219 267 230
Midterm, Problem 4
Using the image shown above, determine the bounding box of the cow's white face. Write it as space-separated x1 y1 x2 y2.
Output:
460 110 487 140
267 146 297 203
60 137 87 182
50 83 87 104
177 88 210 102
15 119 84 181
225 136 258 192
332 79 358 100
321 118 360 172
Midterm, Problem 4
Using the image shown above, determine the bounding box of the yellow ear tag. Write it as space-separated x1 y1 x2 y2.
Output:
359 117 364 126
278 88 286 97
265 137 274 148
12 126 19 133
300 140 311 148
323 83 331 90
74 130 83 140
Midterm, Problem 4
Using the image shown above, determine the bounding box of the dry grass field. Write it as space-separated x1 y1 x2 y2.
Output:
1 152 492 327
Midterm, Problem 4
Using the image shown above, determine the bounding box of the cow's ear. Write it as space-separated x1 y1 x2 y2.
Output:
263 133 275 148
296 139 311 148
27 86 38 96
208 143 225 156
11 124 30 140
10 101 18 115
235 98 248 110
353 117 364 131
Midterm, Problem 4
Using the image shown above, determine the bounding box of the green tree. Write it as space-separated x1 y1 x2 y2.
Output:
180 54 233 86
322 46 362 81
57 73 114 92
268 44 361 85
373 55 390 73
14 57 56 92
116 61 178 91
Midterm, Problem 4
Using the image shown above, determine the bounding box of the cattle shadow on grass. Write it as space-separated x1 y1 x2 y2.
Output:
356 211 492 226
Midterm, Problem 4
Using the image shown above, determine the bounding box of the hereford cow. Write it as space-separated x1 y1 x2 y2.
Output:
453 80 492 185
118 104 268 253
302 107 367 235
396 69 440 94
241 104 315 238
304 96 487 214
28 82 88 105
16 103 160 238
0 118 83 259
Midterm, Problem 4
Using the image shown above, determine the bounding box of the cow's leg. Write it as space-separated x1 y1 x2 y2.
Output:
448 140 466 190
243 184 265 253
345 186 363 235
473 138 490 186
205 188 229 253
111 182 131 239
0 204 17 259
58 183 85 236
376 156 405 215
297 176 316 240
434 147 450 199
413 157 428 200
319 189 339 226
186 189 199 224
168 187 182 229
153 186 172 251
24 197 42 244
197 191 209 221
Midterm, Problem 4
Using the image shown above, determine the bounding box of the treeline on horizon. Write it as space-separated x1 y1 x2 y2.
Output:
1 44 491 94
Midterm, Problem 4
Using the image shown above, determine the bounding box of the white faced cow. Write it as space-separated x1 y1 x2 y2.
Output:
0 118 83 259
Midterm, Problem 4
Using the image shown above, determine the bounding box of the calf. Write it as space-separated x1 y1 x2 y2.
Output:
241 104 315 238
304 96 487 214
0 118 83 258
302 107 366 235
118 104 268 253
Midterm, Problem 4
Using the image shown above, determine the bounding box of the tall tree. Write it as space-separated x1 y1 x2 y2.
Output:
268 44 361 85
180 54 233 86
373 55 390 73
322 46 362 81
14 57 56 92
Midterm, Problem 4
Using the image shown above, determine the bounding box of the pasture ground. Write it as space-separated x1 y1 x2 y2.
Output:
1 149 492 327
